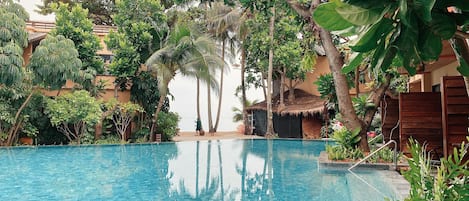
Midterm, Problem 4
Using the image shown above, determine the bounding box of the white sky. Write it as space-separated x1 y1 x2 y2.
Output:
18 0 264 131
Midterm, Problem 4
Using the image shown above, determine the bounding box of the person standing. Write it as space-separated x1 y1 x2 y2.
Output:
195 118 203 136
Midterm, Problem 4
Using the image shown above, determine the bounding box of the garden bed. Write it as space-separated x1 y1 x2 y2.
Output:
318 151 396 171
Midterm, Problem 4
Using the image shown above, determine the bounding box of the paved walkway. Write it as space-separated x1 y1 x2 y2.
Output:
173 131 264 142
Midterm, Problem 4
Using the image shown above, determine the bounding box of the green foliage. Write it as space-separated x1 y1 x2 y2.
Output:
313 0 469 75
52 3 104 75
28 35 82 90
106 0 167 70
332 127 361 149
403 138 469 201
0 0 28 86
45 90 102 144
352 94 375 118
155 112 180 141
244 5 310 89
38 0 116 25
326 145 364 161
95 135 122 145
131 71 169 128
368 146 399 163
103 99 143 141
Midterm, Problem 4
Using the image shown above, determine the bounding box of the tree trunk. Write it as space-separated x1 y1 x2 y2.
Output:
265 5 275 137
286 0 369 151
214 40 225 131
288 79 295 102
6 91 34 146
319 28 368 151
207 83 215 133
241 48 250 134
197 77 201 120
150 89 167 141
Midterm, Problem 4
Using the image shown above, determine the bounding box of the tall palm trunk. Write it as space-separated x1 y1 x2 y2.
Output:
207 83 215 133
197 77 201 120
214 40 225 131
265 5 276 137
241 48 250 134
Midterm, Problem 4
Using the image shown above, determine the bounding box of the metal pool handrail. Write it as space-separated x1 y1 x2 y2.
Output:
348 140 397 171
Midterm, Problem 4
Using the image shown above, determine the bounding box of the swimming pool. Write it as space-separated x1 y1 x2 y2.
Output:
0 139 401 200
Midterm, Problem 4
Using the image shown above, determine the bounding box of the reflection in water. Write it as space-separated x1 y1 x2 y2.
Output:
168 139 324 200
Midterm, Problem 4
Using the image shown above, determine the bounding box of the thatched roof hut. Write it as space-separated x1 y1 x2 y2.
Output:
246 89 326 116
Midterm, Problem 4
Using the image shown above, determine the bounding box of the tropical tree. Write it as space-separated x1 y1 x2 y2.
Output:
287 0 469 151
240 0 279 137
29 35 82 90
45 90 102 144
0 0 28 87
232 98 259 122
145 21 223 139
206 2 241 132
103 99 143 142
0 1 80 146
51 3 104 96
105 0 167 124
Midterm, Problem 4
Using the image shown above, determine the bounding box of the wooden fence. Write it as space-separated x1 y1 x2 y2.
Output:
441 76 469 158
399 92 443 157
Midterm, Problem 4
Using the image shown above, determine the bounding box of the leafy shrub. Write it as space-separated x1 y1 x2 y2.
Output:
156 112 180 141
326 145 364 161
331 127 361 149
95 135 122 144
403 138 469 201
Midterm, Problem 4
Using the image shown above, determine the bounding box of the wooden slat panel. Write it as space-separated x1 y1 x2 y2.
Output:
445 88 468 96
444 79 465 88
446 97 469 104
399 92 443 152
441 76 469 159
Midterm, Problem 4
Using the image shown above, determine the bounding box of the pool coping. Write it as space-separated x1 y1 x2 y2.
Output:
318 151 410 200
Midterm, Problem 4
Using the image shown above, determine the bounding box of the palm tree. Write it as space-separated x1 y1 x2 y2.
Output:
206 2 241 132
232 98 259 122
145 22 223 139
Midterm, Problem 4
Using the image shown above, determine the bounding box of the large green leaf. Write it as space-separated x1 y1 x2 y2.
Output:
370 38 385 70
430 12 457 40
350 18 394 52
313 2 354 31
343 0 393 9
336 3 388 25
418 29 442 61
378 46 397 71
399 0 410 26
342 53 364 74
413 0 436 22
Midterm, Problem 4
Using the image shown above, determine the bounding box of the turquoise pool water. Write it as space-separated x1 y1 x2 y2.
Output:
0 139 399 200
